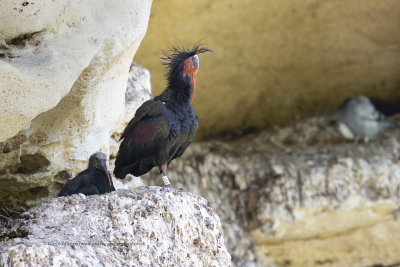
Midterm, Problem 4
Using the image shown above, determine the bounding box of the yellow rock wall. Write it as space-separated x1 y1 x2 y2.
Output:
135 0 400 139
253 203 400 267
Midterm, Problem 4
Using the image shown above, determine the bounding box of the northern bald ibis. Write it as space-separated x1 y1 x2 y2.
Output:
114 43 212 186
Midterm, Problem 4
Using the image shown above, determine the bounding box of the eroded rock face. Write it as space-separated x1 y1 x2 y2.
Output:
140 114 400 267
0 0 152 142
0 0 153 207
0 187 231 266
0 59 151 208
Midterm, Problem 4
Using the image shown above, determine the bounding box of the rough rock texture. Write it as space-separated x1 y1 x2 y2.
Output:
0 0 153 207
139 114 400 267
135 0 400 139
0 0 152 141
0 187 231 266
0 59 151 208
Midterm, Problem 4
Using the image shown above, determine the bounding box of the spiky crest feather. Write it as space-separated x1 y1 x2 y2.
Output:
155 42 212 104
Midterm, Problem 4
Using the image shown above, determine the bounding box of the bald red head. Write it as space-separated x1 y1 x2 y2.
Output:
183 54 199 104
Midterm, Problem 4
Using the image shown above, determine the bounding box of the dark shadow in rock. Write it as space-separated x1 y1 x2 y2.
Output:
2 132 27 154
6 31 43 47
10 153 50 174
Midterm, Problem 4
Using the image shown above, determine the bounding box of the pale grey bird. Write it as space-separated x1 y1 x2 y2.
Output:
336 96 399 143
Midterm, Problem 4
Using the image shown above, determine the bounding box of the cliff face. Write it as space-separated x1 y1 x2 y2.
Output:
140 114 400 267
0 187 231 266
135 0 400 139
0 0 153 142
2 1 400 266
0 0 153 207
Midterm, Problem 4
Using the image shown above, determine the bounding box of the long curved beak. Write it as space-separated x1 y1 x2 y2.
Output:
183 55 199 104
189 69 197 104
103 168 112 186
98 160 112 186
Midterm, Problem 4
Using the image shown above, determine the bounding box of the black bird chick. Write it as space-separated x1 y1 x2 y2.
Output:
114 43 212 186
57 152 115 197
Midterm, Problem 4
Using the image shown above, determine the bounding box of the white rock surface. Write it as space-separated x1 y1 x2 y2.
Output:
0 61 152 207
0 0 152 142
0 187 231 266
0 0 153 206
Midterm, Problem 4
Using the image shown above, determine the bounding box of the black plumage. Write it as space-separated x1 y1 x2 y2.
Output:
114 43 211 186
57 152 115 197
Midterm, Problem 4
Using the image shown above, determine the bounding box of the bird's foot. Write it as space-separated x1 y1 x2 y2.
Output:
162 175 171 187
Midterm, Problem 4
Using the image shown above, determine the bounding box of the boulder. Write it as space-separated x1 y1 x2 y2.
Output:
0 187 231 266
0 0 152 142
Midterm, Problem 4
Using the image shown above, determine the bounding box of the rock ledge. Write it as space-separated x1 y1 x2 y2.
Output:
0 187 231 266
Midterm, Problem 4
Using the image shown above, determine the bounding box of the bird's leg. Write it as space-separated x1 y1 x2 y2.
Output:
160 164 171 187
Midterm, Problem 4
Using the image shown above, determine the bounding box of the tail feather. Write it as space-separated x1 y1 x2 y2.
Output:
380 120 399 130
113 162 133 179
114 157 156 178
114 146 134 178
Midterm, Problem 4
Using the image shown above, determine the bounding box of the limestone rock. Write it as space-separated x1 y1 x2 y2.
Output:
0 60 151 208
135 0 400 139
0 187 231 266
0 0 153 207
139 114 400 267
0 0 152 142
